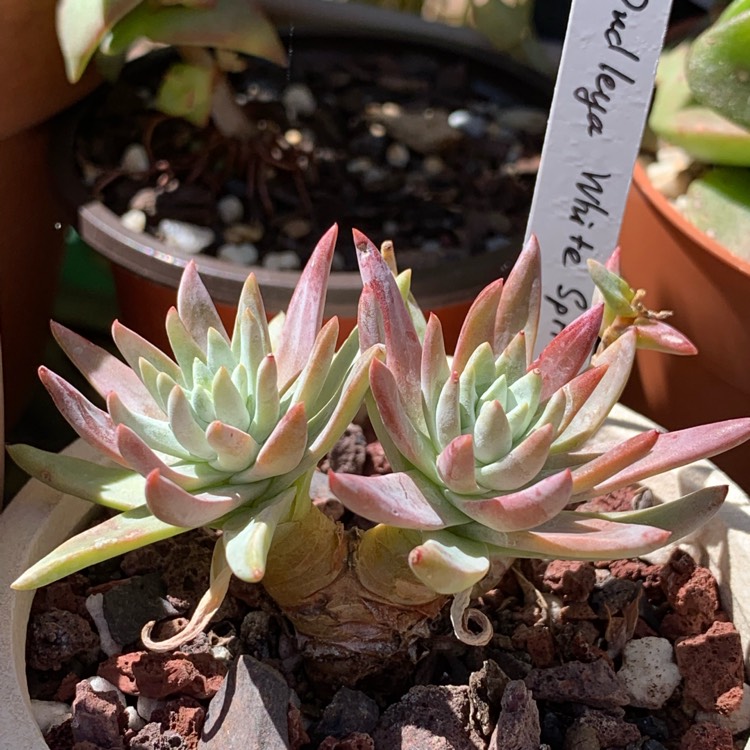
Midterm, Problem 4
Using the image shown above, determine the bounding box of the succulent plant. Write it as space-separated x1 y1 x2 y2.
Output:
330 231 750 642
648 1 750 259
9 225 382 646
56 0 286 132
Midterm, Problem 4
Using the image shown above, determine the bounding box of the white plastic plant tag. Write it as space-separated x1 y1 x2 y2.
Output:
525 0 673 354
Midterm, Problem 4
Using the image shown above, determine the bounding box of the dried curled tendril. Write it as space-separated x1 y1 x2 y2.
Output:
450 588 493 647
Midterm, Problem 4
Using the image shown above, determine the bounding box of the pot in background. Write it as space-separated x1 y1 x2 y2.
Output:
619 162 750 493
60 10 551 354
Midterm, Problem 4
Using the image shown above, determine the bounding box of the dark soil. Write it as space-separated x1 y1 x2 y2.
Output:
25 429 750 750
71 38 548 272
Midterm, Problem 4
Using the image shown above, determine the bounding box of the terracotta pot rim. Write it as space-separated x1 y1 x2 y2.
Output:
632 161 750 278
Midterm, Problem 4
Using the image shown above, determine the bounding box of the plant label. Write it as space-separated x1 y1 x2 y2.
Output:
526 0 673 353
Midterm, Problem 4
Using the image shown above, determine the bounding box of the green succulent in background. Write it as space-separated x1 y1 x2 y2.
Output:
648 0 750 260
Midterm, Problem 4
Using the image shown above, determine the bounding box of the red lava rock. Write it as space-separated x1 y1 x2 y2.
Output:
151 697 205 750
315 686 380 739
27 608 100 671
98 651 227 699
679 721 734 750
560 602 598 621
54 671 81 703
512 624 556 668
373 685 485 749
576 485 645 512
129 722 189 749
542 561 596 602
43 718 74 750
468 660 510 738
674 620 744 713
31 574 90 617
363 441 391 475
320 424 367 474
572 708 641 747
660 550 718 635
554 621 606 664
71 679 126 750
318 733 375 750
288 704 311 750
524 659 629 709
488 680 540 750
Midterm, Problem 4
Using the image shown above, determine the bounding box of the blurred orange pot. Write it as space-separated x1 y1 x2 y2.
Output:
619 162 750 491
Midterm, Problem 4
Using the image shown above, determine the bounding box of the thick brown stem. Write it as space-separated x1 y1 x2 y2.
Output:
262 506 445 685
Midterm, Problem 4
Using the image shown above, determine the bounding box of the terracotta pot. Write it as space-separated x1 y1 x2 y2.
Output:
0 0 99 429
59 10 551 354
1 405 748 747
619 162 750 493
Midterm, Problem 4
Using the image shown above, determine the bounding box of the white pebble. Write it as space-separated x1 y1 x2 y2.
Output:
262 250 301 271
218 242 259 265
386 143 410 168
211 645 233 662
282 83 316 120
30 700 71 733
447 109 485 138
217 194 244 225
85 676 127 708
120 208 147 234
617 637 681 709
158 219 215 255
137 695 166 722
124 705 146 732
120 143 150 174
696 683 750 734
646 160 691 200
656 144 692 173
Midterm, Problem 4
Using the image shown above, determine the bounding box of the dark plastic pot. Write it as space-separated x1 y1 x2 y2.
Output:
58 9 552 353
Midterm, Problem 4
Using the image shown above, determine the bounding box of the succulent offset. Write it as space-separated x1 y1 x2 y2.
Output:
330 231 750 638
9 225 382 645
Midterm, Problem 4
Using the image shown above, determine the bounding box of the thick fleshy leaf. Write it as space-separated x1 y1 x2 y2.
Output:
474 399 512 464
494 331 527 386
12 506 184 590
507 369 542 437
275 225 337 390
437 435 479 494
112 320 183 386
449 470 573 532
104 0 287 66
494 235 541 361
477 423 555 491
205 421 259 473
164 307 204 388
408 531 490 595
40 368 122 463
55 0 143 82
223 488 295 582
582 485 727 543
355 228 424 428
421 314 451 427
250 355 280 442
357 283 383 353
370 358 437 479
436 371 461 450
461 343 496 397
554 364 609 436
329 470 467 529
7 444 145 511
236 403 307 481
288 317 339 412
570 430 659 495
212 367 250 432
634 319 698 356
116 424 223 491
177 261 229 352
552 330 636 453
52 322 163 419
145 471 256 527
452 279 504 374
587 259 635 316
109 392 190 459
207 327 236 374
529 304 604 402
166 387 216 460
585 419 750 497
232 275 271 370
